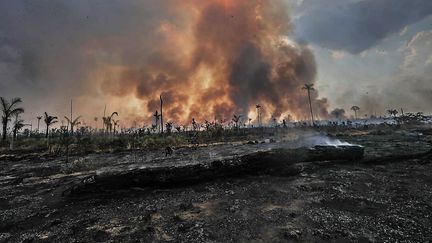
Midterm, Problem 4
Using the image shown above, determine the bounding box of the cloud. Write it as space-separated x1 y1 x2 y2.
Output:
295 0 432 53
330 50 346 60
355 31 432 113
390 31 432 109
402 31 432 71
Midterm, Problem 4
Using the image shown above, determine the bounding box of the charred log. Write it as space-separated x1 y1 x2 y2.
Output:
65 145 364 195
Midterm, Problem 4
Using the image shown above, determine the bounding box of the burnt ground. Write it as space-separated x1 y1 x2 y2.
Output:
1 131 432 242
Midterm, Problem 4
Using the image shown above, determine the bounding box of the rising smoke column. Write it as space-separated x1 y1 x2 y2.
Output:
97 0 329 124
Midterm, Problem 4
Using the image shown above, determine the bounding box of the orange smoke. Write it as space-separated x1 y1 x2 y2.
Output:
92 0 328 126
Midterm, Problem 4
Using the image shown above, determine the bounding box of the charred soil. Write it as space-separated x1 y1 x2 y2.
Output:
1 130 432 242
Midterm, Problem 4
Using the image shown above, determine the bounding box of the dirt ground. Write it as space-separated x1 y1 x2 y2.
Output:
1 131 432 242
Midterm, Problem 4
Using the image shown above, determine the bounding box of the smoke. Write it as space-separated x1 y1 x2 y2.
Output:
106 0 329 124
330 108 346 120
348 31 432 116
305 135 354 146
279 130 356 148
385 31 432 112
0 0 328 126
0 0 174 123
295 0 432 54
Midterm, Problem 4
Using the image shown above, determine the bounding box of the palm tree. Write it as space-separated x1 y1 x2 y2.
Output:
44 112 58 138
113 120 120 134
103 105 107 131
387 109 398 117
302 84 315 126
10 113 24 139
103 112 118 134
94 117 98 131
9 114 25 150
1 97 24 141
165 122 173 134
192 118 198 131
256 104 262 127
351 106 360 119
232 114 242 128
64 99 83 135
151 124 157 133
153 110 161 133
12 114 24 139
64 116 82 134
102 117 108 133
36 116 42 133
204 120 210 131
109 112 118 133
160 95 164 134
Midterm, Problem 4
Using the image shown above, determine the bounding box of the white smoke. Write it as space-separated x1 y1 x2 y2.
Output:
301 135 355 147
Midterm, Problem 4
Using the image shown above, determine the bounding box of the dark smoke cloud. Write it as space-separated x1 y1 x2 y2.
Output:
97 0 329 123
295 0 432 53
229 43 275 114
0 0 329 126
0 0 174 121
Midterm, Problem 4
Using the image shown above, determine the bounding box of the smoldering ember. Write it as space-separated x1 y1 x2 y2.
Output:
1 1 432 242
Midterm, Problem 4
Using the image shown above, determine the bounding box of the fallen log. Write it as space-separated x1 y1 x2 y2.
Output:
64 144 364 195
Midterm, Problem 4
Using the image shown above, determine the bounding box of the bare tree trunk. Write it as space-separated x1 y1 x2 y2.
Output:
160 95 163 134
2 121 7 141
46 125 50 150
10 131 14 150
70 99 73 134
103 104 106 134
66 144 69 163
307 91 315 126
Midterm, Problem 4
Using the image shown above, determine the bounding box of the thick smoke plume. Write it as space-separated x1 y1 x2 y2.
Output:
0 0 328 126
95 0 328 124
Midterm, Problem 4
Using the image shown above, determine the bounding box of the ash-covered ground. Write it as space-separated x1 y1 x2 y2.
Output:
1 130 432 242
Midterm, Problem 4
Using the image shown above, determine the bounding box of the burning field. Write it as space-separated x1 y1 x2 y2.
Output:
1 127 432 242
1 0 432 242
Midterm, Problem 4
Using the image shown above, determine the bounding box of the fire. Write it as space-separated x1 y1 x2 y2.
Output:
90 0 329 126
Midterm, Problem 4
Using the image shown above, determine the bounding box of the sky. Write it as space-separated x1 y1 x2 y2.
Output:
289 0 432 117
0 0 431 128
